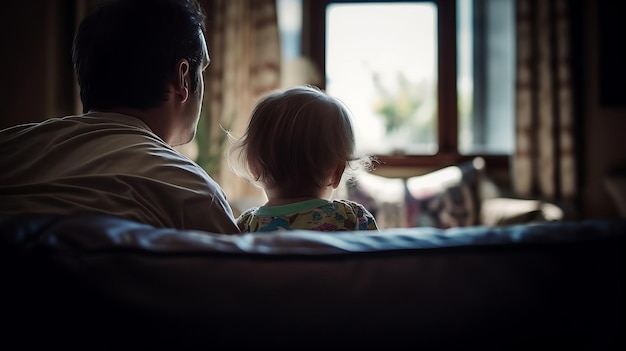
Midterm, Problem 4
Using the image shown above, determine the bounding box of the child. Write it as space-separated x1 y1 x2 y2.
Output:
227 85 379 232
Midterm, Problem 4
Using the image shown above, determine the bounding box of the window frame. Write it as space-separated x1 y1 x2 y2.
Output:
302 0 510 175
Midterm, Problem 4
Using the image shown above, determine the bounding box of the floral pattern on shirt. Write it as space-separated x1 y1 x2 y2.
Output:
237 199 379 232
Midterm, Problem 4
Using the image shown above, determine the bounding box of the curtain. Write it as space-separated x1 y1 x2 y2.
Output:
0 0 97 128
201 0 282 214
514 0 577 207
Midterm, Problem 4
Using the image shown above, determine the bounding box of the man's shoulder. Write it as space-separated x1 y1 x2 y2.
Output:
2 112 215 191
1 113 158 145
237 207 259 223
66 112 159 138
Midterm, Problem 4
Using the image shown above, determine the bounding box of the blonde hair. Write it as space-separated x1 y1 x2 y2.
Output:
228 85 369 197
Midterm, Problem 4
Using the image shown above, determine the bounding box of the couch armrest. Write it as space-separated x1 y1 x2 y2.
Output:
481 197 565 226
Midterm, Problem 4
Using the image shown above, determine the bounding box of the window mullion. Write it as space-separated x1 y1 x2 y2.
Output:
437 0 458 155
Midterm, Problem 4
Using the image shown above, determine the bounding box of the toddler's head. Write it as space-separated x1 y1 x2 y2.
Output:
229 85 364 198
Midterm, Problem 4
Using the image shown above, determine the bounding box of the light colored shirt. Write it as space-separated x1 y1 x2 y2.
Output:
237 199 379 232
0 112 240 234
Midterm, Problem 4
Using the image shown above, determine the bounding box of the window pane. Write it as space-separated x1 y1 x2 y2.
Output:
277 0 302 59
458 0 515 154
326 3 438 155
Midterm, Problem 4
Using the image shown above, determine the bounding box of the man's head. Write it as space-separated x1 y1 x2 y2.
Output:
73 0 209 145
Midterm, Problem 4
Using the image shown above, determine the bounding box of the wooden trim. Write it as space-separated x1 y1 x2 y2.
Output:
374 153 509 168
302 0 328 89
437 0 458 154
369 154 509 178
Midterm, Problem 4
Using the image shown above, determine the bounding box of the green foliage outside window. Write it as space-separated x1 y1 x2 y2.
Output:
371 71 436 149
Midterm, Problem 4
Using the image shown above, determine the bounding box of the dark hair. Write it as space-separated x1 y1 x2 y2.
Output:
72 0 207 112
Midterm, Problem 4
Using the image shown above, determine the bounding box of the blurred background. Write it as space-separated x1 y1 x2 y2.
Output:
1 0 625 224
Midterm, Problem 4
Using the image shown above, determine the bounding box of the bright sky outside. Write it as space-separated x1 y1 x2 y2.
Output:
326 3 437 155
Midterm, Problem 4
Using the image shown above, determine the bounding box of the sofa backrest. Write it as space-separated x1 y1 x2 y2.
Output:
2 213 624 349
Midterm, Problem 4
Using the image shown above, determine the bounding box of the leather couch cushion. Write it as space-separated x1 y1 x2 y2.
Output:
1 213 624 349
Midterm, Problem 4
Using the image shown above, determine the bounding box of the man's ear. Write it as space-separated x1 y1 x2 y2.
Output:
175 58 190 103
331 163 346 189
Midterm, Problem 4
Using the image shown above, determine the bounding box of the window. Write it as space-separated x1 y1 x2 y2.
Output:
302 0 515 173
327 3 438 155
277 0 303 59
457 0 515 155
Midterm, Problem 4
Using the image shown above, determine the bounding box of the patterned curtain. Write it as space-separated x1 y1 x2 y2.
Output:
514 0 577 206
201 0 282 214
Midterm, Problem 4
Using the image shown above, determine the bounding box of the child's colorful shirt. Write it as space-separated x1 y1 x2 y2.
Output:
237 199 379 232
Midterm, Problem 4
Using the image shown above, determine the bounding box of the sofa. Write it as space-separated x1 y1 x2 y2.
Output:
344 157 572 230
1 213 624 350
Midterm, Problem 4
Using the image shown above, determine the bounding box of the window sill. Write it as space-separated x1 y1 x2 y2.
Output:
370 153 510 179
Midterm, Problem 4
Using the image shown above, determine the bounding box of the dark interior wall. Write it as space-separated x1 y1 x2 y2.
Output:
597 0 626 107
0 1 77 129
581 0 626 218
0 2 49 128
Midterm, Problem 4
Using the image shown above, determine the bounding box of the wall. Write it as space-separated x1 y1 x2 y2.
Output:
0 1 77 130
581 0 626 218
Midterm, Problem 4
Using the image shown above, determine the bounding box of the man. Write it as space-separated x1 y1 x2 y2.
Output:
0 0 240 234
